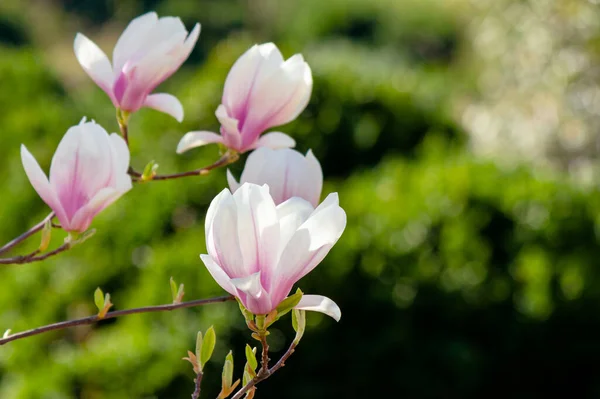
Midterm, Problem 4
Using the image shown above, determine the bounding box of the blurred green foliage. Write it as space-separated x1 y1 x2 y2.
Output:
1 0 599 398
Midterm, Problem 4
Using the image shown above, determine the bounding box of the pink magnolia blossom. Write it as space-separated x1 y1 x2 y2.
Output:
227 147 323 207
177 42 312 154
74 12 200 121
21 119 132 233
201 183 345 320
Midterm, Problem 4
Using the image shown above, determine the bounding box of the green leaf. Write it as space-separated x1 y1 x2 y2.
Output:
141 160 159 181
195 331 203 364
170 277 178 302
245 344 257 371
275 288 303 319
94 287 104 311
200 326 216 369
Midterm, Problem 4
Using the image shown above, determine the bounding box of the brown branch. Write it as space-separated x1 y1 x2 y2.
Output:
0 295 234 346
128 151 239 182
259 333 270 376
0 212 54 255
230 341 297 399
0 243 70 265
192 372 204 399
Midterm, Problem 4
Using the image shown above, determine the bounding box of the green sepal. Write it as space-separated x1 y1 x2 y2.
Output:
275 288 303 319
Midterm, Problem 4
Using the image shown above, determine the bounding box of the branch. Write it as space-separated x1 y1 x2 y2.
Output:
230 341 297 399
128 151 239 182
192 372 204 399
259 333 270 376
0 212 54 255
0 242 70 265
0 295 234 346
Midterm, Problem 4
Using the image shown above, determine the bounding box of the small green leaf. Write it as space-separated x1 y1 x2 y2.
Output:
170 277 178 302
195 331 203 364
141 160 159 181
242 368 253 386
275 288 303 319
223 350 234 389
200 326 216 369
245 344 258 371
94 288 104 311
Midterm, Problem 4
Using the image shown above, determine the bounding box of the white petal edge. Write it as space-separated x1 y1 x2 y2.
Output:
74 33 115 101
253 132 296 150
226 169 241 193
176 131 224 153
295 295 341 322
144 93 184 122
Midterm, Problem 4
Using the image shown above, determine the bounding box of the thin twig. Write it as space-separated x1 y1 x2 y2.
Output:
230 341 297 399
0 212 54 255
128 151 239 182
191 372 203 399
259 333 270 376
0 295 234 346
0 243 70 265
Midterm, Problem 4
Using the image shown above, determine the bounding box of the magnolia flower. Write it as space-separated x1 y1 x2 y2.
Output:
74 12 200 122
201 183 346 320
177 42 312 154
21 119 132 232
227 147 323 207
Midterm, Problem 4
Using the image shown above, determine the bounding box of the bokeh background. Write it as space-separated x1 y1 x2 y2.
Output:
2 0 600 397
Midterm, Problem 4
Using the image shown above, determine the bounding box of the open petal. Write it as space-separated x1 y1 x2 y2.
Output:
112 12 159 72
271 193 346 297
267 62 313 127
74 33 115 103
232 183 280 286
179 23 201 62
295 295 341 322
144 93 184 122
253 132 296 150
20 145 68 226
302 149 323 207
108 133 131 174
276 197 315 251
176 131 224 154
200 254 237 295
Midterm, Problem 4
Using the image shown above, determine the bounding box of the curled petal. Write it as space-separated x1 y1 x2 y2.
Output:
253 132 296 150
295 295 341 322
144 93 184 122
176 131 224 154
